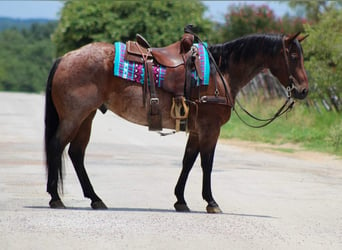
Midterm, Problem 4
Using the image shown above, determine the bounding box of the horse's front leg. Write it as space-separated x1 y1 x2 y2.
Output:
199 130 222 213
174 132 199 212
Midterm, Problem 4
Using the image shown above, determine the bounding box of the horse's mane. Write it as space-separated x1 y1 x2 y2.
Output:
208 33 284 73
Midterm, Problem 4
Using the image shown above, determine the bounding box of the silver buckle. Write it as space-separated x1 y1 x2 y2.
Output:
286 82 295 98
150 98 159 105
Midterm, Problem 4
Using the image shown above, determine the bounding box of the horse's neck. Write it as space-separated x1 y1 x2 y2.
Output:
227 54 268 99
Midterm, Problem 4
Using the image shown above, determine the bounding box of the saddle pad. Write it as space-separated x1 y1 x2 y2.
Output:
113 42 209 86
194 42 210 84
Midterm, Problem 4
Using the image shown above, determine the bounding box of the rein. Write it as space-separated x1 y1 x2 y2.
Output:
234 93 295 128
231 36 298 128
189 30 297 128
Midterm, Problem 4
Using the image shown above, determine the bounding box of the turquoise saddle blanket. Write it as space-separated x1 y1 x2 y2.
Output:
113 42 210 87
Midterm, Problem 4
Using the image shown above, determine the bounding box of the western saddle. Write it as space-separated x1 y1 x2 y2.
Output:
124 26 203 131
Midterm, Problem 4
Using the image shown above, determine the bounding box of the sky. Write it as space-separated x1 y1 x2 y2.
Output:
204 1 293 22
0 1 294 21
0 1 64 20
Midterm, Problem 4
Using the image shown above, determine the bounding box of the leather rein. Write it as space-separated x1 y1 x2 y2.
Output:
193 32 298 128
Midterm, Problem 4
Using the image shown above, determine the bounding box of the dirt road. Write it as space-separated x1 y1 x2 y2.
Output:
0 92 341 249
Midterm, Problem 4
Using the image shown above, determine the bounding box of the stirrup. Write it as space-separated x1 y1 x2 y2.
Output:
171 97 189 120
170 97 189 132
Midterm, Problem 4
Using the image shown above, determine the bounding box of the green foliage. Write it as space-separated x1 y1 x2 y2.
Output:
220 4 306 41
53 0 215 56
302 8 342 94
326 121 342 152
0 22 57 92
221 98 342 156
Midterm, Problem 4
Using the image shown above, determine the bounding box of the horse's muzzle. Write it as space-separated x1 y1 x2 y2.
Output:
293 87 309 100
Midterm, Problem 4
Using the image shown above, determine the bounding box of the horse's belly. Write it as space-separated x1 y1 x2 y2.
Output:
105 83 175 129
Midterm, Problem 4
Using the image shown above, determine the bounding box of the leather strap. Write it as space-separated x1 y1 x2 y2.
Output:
136 44 151 106
147 63 157 100
199 96 229 105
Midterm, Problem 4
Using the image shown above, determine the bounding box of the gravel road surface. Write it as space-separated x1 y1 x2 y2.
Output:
0 92 341 249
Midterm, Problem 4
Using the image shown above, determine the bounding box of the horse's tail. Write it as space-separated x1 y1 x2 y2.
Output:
44 58 63 190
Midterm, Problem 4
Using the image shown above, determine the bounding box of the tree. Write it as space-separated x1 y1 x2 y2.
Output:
302 8 342 93
220 4 306 41
52 1 215 56
288 0 341 23
0 22 57 92
221 4 278 41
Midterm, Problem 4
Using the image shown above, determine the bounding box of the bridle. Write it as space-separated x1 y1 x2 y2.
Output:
281 35 300 98
217 35 299 128
185 29 299 129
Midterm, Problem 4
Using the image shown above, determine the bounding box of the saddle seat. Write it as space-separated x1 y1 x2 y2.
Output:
150 41 185 68
127 33 194 68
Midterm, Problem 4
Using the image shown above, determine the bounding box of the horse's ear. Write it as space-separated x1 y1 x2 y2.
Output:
285 32 301 45
286 32 301 43
298 34 309 43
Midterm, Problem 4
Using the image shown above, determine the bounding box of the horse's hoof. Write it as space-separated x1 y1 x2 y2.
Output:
206 205 222 214
91 200 108 210
49 199 66 209
174 202 190 212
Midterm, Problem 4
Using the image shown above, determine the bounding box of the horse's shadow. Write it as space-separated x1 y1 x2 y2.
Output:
24 205 276 218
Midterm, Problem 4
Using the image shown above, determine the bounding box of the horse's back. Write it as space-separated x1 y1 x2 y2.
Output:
61 42 114 77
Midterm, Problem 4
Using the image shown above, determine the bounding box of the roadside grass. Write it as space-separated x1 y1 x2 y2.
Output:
220 97 342 156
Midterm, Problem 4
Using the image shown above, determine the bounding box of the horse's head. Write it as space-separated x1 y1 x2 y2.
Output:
270 32 309 99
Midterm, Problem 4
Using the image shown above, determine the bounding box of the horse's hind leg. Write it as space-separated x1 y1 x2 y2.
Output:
68 111 107 209
46 135 67 208
47 117 86 208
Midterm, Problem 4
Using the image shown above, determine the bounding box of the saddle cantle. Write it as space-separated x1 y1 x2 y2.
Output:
136 33 151 48
123 30 204 131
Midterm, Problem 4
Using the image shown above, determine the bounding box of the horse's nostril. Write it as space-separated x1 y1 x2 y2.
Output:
302 88 308 96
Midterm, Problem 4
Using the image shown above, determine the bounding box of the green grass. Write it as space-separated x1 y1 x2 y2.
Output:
220 97 342 156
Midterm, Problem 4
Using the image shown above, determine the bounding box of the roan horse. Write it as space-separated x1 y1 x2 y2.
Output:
45 32 308 213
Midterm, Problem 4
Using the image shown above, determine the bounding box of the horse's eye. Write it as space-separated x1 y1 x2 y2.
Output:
291 53 298 60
